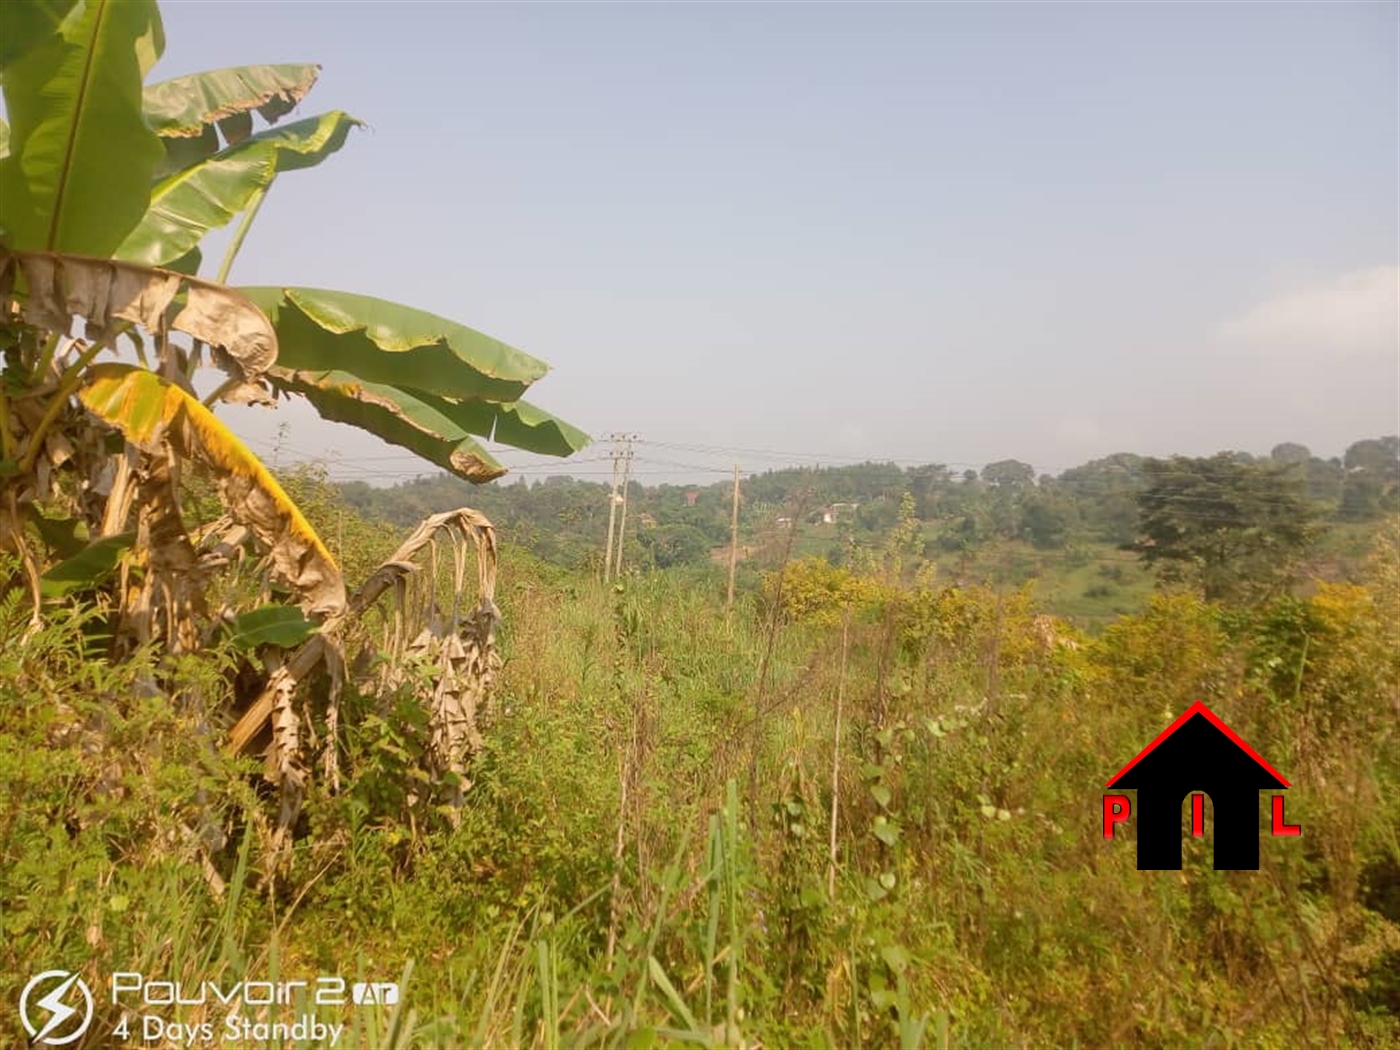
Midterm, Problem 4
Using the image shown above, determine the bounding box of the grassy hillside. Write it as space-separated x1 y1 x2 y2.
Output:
3 472 1398 1047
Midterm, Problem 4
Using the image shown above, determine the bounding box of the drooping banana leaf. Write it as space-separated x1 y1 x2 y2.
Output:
117 110 362 267
240 286 550 403
145 63 321 177
0 0 164 255
270 367 588 474
79 363 345 616
406 388 590 458
144 62 320 139
268 369 508 482
1 248 277 383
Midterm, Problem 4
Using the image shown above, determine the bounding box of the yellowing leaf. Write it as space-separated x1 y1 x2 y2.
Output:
79 363 344 616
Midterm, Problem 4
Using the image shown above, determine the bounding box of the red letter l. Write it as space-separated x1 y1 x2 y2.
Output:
1272 795 1301 836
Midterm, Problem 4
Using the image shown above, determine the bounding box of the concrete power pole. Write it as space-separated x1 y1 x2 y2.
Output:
602 434 623 582
612 436 636 578
726 463 741 610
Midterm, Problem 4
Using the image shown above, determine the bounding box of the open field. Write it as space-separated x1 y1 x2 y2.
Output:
4 483 1398 1047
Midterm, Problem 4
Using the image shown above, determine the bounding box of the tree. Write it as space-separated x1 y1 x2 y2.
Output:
640 522 710 569
1338 437 1400 521
1129 454 1319 602
1270 442 1311 465
907 462 950 518
1304 456 1345 505
981 459 1035 488
1343 436 1400 474
1056 452 1144 544
1021 492 1075 549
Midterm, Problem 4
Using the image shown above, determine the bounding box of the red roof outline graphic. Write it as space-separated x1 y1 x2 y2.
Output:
1105 701 1291 789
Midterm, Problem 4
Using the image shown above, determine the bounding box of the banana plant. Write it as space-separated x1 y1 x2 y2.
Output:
0 0 587 631
0 0 589 844
115 43 589 474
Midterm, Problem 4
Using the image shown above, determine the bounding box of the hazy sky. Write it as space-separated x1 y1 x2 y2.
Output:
158 1 1398 486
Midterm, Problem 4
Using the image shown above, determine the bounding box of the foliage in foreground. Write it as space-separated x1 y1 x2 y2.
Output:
4 512 1398 1048
0 0 590 863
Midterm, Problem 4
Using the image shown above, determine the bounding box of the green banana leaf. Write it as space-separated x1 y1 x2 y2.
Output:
0 0 164 255
269 369 508 483
40 532 135 598
165 246 202 276
117 110 362 267
240 286 550 403
33 513 90 559
0 0 79 72
144 62 320 138
407 388 590 458
144 63 324 178
222 605 319 651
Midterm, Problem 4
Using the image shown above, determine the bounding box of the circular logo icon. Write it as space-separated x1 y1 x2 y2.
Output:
19 970 94 1046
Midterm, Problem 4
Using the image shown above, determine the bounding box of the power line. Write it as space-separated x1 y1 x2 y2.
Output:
261 458 1338 515
236 426 1367 510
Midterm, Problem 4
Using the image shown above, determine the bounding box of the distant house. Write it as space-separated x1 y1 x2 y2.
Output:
831 501 859 522
684 491 699 506
810 502 859 526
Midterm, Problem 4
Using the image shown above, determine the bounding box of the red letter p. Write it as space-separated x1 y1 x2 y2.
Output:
1103 794 1131 838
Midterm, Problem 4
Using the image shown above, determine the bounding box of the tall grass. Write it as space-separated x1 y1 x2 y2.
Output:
3 519 1399 1048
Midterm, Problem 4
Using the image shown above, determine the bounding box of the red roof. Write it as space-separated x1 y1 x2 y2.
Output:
1105 701 1290 789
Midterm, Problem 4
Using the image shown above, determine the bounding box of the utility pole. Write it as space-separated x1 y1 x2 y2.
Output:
603 434 623 582
612 436 636 579
726 463 741 610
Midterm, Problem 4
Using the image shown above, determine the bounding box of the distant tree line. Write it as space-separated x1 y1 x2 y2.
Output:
334 436 1399 577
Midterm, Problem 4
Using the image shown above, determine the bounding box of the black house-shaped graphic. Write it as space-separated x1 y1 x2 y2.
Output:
1107 702 1289 870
